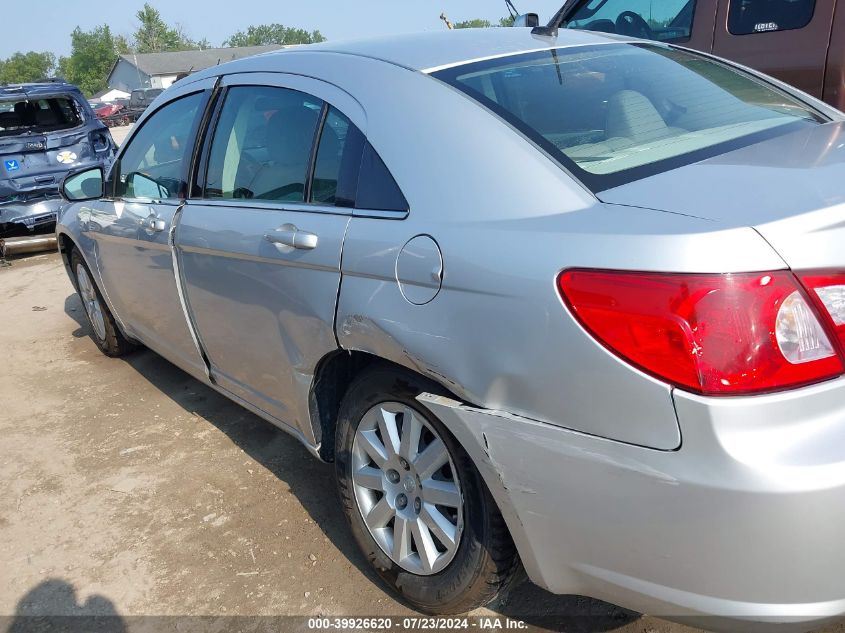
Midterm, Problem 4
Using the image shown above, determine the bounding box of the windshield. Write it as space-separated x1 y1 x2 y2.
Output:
0 95 83 137
432 44 825 192
563 0 697 42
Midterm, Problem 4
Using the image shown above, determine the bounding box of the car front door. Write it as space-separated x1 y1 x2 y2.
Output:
175 74 365 442
88 80 214 378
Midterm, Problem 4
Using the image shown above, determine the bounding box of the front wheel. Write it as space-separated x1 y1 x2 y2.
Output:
335 366 518 613
71 249 133 357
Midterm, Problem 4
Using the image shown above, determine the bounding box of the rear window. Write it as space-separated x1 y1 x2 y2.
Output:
0 96 83 137
728 0 816 35
432 44 824 192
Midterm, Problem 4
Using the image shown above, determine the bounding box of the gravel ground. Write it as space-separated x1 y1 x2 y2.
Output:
1 251 842 633
109 125 132 147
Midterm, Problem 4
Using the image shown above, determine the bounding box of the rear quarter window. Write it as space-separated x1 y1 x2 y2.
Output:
355 142 408 212
728 0 816 34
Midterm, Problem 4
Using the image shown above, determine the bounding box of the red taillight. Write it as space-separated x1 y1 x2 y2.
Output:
557 269 844 395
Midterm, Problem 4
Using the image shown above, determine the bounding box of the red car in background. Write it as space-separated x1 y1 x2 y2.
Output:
94 101 129 127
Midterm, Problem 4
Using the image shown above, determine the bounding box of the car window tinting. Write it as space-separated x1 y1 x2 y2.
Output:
311 107 352 205
115 92 203 200
355 142 408 212
433 44 824 193
205 86 322 202
728 0 816 35
564 0 697 42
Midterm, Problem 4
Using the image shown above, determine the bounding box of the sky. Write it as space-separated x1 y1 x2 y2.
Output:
1 0 567 59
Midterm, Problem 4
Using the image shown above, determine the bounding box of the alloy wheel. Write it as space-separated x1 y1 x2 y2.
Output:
351 402 464 575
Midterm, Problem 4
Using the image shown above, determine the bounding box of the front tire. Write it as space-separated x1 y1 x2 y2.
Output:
71 248 133 357
335 366 518 613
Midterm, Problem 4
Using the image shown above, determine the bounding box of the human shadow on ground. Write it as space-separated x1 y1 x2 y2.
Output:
6 578 126 633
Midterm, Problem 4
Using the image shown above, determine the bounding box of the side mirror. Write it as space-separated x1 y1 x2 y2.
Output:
514 13 540 27
61 166 104 202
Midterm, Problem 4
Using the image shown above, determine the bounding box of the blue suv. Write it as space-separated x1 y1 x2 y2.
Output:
0 81 116 238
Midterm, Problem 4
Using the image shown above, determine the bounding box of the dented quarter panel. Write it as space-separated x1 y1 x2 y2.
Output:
420 387 845 621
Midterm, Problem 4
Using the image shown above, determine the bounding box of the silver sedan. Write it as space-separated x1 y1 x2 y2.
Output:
56 26 845 630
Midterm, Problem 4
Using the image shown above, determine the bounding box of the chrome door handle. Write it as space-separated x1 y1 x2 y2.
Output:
264 224 319 250
142 216 166 232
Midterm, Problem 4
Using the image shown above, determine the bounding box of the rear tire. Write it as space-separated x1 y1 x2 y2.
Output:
71 248 133 357
335 365 519 614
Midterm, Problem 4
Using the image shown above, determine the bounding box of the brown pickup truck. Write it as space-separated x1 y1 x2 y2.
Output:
547 0 845 110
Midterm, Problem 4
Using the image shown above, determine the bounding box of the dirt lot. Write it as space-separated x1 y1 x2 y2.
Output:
109 125 132 147
0 251 841 633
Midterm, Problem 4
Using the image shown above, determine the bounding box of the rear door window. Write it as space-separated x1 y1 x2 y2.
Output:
728 0 816 34
564 0 697 42
311 107 356 205
205 86 322 202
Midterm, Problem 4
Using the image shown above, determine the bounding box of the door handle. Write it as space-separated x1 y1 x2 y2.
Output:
264 224 319 250
142 216 166 232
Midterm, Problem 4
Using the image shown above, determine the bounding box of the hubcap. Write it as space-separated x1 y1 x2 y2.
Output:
351 402 464 575
75 263 107 342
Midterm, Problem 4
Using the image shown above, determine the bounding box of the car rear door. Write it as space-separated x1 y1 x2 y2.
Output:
175 73 365 442
88 79 215 378
712 0 836 99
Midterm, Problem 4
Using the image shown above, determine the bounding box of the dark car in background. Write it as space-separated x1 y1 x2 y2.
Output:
0 81 115 238
124 88 164 123
547 0 845 111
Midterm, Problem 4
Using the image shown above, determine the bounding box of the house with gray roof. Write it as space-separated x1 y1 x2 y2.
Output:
107 45 285 93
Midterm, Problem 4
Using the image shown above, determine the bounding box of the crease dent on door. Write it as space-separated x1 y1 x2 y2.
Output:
169 201 213 382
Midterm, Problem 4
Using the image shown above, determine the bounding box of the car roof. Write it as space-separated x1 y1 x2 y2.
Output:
0 82 82 100
263 27 626 73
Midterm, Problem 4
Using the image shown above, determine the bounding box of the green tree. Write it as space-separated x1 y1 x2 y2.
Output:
454 18 493 28
57 25 121 96
224 24 325 47
499 15 516 27
133 3 197 53
0 51 56 84
453 17 515 29
114 34 133 55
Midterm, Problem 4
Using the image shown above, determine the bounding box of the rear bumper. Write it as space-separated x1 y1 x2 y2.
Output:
0 198 63 238
419 379 845 630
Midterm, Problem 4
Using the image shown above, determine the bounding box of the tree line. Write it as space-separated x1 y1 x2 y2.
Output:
0 3 326 96
0 4 512 96
454 16 516 28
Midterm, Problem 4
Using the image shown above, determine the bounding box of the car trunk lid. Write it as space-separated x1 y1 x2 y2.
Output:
598 121 845 270
0 127 98 200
